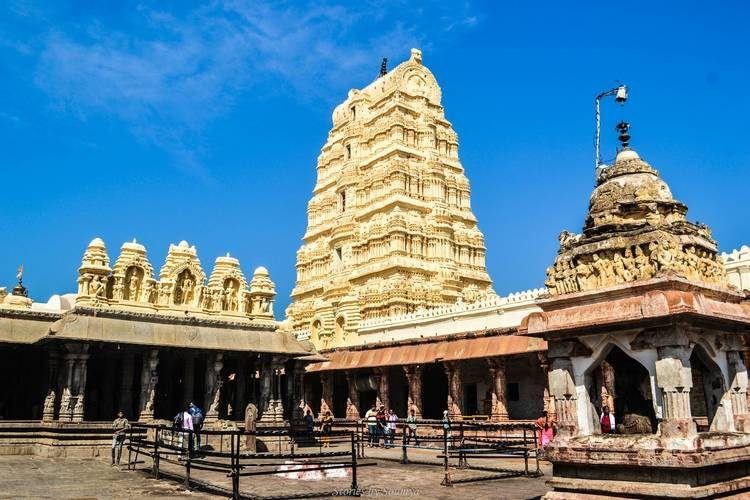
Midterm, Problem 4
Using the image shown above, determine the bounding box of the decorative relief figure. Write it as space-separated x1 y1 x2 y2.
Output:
125 266 143 301
174 269 195 305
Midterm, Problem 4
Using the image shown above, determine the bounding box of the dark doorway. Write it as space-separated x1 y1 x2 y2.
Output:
333 372 348 417
590 346 656 433
305 373 322 416
388 366 408 417
421 363 448 419
463 383 478 416
689 345 724 423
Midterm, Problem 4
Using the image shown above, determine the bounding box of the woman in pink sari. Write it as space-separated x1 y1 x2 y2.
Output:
535 410 556 448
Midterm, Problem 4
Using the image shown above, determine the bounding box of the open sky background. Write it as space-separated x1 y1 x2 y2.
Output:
1 1 748 313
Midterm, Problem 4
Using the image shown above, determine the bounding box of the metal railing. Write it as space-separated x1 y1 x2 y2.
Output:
125 422 369 499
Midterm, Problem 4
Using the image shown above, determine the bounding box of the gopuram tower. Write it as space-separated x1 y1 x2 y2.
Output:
286 49 493 349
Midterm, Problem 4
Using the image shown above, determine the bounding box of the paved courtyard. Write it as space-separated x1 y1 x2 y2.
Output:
0 447 551 499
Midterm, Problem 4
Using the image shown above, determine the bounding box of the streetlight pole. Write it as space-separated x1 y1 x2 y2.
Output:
594 85 628 170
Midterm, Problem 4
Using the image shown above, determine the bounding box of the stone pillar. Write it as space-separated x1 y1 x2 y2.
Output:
42 349 59 422
118 351 135 418
537 353 556 419
182 354 195 408
72 347 90 423
443 361 463 419
345 371 360 420
403 365 423 418
319 372 334 418
258 356 272 416
204 353 224 423
727 349 750 432
599 359 616 413
138 349 159 421
259 358 286 423
57 352 76 422
655 345 696 438
487 358 509 422
374 367 390 410
548 354 578 438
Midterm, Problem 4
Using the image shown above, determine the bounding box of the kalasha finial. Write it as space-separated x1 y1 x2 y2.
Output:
379 57 388 77
616 121 631 149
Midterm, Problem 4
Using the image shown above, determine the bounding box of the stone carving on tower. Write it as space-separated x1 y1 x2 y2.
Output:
285 49 493 348
545 122 727 296
73 238 277 323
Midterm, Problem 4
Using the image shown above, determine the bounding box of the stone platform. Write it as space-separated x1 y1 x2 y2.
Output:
543 433 750 498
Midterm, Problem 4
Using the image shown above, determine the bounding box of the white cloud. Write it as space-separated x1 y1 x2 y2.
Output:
26 1 479 178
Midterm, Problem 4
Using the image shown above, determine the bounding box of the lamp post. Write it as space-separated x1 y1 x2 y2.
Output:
594 85 628 170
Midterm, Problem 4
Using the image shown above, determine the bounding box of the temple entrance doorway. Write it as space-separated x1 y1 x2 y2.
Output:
421 362 448 419
388 366 408 417
332 372 348 417
0 345 45 420
305 373 322 416
589 345 656 433
689 345 724 425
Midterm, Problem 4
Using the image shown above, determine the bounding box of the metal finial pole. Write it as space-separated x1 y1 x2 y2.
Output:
379 58 388 77
594 85 628 170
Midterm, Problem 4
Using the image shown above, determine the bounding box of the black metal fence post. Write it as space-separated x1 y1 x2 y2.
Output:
458 420 467 469
152 426 160 479
184 429 192 489
350 431 359 495
400 421 408 464
440 425 452 487
523 427 529 475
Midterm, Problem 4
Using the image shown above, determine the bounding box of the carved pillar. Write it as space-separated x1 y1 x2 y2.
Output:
204 353 224 423
599 359 616 412
138 349 159 421
443 361 463 419
374 367 390 410
319 372 334 418
258 356 272 416
118 351 135 418
655 344 696 437
72 346 89 423
487 358 509 422
57 351 76 422
345 371 360 420
537 353 556 419
727 349 750 432
403 365 423 418
42 349 59 422
548 352 578 438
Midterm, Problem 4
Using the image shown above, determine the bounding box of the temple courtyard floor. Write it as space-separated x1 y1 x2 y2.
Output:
0 446 552 499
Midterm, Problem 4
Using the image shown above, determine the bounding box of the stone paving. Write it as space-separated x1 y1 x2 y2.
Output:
0 445 551 499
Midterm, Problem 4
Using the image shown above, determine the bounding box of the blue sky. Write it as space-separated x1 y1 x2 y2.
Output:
1 1 748 312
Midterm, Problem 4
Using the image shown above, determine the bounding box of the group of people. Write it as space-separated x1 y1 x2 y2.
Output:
173 402 205 453
363 404 399 447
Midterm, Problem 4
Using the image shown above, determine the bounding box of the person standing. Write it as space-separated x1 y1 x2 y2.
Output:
364 405 377 447
321 410 333 448
375 405 387 448
386 409 398 448
111 410 129 466
405 409 419 445
600 407 616 434
175 406 194 455
441 410 452 447
303 409 315 442
188 402 204 450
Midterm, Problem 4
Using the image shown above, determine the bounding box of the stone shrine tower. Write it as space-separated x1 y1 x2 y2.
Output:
286 49 493 348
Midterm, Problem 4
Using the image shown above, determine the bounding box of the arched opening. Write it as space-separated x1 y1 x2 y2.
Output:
421 363 448 419
587 345 656 433
311 320 322 344
690 344 725 428
334 316 346 345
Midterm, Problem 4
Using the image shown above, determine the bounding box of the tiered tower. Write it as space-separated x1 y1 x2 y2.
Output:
286 49 493 349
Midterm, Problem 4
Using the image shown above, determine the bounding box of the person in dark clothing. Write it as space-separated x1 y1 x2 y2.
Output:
375 405 387 447
303 409 315 441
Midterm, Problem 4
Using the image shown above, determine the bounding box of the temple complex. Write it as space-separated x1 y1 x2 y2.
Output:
0 238 314 456
520 125 750 498
284 49 493 350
